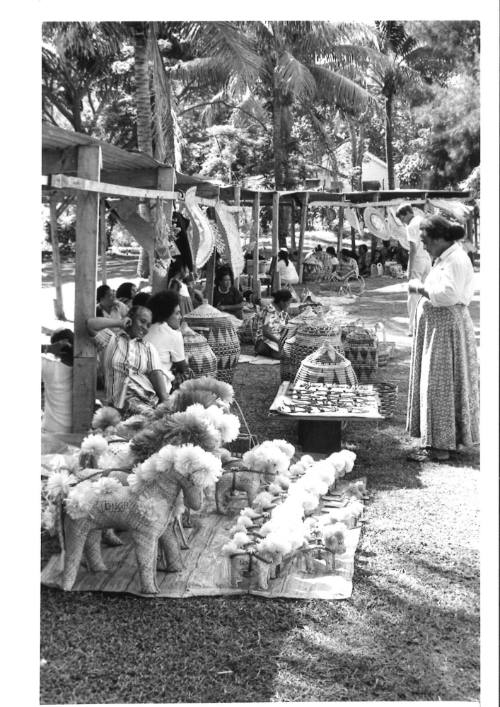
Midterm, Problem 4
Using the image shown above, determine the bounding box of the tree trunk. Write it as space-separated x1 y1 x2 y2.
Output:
272 80 285 191
385 94 395 190
133 23 154 280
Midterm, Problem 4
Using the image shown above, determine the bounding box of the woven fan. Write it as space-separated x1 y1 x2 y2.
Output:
215 202 245 278
386 208 409 249
184 187 216 268
345 207 361 233
364 206 388 240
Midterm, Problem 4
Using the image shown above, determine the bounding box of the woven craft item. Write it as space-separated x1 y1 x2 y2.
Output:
181 324 218 378
238 310 260 344
373 322 396 368
294 343 358 386
375 381 399 418
288 316 344 379
184 303 241 384
303 258 323 282
343 327 378 383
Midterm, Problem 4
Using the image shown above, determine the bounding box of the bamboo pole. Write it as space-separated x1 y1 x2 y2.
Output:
49 195 66 320
99 199 107 285
272 191 280 291
233 184 241 289
252 192 261 300
336 207 344 256
297 193 308 283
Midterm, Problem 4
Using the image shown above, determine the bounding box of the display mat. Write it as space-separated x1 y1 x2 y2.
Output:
41 491 364 600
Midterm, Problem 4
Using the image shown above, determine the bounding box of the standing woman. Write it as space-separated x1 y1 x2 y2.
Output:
254 288 293 359
406 215 479 462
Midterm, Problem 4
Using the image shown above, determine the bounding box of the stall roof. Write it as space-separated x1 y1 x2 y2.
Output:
42 123 472 205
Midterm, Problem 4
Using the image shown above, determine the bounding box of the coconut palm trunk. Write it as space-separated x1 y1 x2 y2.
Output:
385 93 395 189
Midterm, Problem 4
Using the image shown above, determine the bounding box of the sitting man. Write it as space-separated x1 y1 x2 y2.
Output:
86 305 169 416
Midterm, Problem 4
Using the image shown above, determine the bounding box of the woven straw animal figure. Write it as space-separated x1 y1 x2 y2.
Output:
215 441 290 514
61 444 221 594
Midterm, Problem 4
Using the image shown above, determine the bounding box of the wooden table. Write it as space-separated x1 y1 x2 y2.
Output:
269 381 383 454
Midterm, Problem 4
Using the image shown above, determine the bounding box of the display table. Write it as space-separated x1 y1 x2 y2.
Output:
269 381 383 454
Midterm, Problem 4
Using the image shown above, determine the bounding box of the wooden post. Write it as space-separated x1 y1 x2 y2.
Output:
351 226 357 254
72 145 101 432
297 193 308 283
49 195 66 320
233 184 241 290
99 198 107 285
272 191 280 291
337 206 344 256
152 166 175 293
291 199 297 253
371 192 380 263
252 191 261 300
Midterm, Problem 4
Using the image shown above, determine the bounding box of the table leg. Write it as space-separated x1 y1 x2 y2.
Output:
297 420 342 453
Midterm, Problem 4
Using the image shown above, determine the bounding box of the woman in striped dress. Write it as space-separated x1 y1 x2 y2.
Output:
406 216 479 462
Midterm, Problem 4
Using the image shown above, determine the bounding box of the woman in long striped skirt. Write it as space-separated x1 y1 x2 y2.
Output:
406 215 479 462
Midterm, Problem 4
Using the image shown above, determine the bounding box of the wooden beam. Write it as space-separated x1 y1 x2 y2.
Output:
205 249 217 305
152 166 176 293
72 145 101 433
49 173 178 201
297 193 309 283
252 192 261 300
336 207 344 256
99 199 107 285
49 195 66 321
272 192 280 291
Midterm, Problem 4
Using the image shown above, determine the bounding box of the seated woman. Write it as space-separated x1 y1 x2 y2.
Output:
41 328 74 434
115 282 137 312
95 284 129 319
332 249 360 282
357 244 371 276
144 290 193 392
254 288 293 359
86 305 169 416
213 266 244 319
276 249 299 286
168 257 194 316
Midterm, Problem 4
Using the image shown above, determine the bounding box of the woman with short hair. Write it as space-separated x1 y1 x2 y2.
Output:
276 249 299 286
213 266 244 319
144 290 192 391
254 288 293 359
406 215 479 462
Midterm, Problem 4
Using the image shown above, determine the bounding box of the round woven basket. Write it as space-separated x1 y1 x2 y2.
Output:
181 324 218 379
184 303 240 383
375 381 399 418
288 320 343 379
294 344 358 386
343 327 378 383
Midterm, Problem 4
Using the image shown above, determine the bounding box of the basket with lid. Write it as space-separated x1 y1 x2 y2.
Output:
294 342 358 386
181 323 218 378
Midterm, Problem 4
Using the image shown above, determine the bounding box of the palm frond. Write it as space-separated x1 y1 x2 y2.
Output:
231 91 269 131
150 35 183 167
309 65 379 115
276 52 316 99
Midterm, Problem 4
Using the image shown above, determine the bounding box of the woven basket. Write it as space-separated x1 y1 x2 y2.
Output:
184 303 241 384
343 327 378 383
238 310 259 344
227 399 259 454
294 343 358 386
181 324 218 378
302 259 323 281
374 322 396 368
375 381 399 418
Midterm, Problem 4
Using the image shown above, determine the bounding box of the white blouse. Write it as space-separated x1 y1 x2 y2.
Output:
144 322 185 389
424 242 475 307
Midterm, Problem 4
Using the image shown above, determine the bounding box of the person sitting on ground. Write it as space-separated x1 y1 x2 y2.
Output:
213 266 244 319
312 244 332 268
325 246 339 274
132 290 151 308
144 290 193 392
41 328 74 434
357 244 371 276
86 305 169 416
276 249 299 286
332 249 359 282
115 282 137 312
168 257 194 316
254 288 293 359
96 284 129 319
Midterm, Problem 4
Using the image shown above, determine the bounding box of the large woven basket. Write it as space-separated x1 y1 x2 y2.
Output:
343 327 378 383
184 303 241 384
181 324 218 379
294 343 358 386
288 320 343 380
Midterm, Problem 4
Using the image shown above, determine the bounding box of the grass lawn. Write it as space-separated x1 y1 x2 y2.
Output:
40 274 480 703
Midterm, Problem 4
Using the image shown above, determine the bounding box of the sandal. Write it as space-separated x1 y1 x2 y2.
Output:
406 448 450 462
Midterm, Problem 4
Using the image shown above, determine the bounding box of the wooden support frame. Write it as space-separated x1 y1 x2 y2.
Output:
297 193 309 283
233 184 241 289
72 146 101 433
49 195 66 321
99 199 107 284
252 192 261 300
272 192 280 291
336 206 344 256
49 173 178 201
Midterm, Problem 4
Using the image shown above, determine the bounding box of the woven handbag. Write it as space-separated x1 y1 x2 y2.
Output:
294 343 358 386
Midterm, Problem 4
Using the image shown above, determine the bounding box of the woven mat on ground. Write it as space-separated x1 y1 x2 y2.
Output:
237 354 280 365
41 490 363 600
